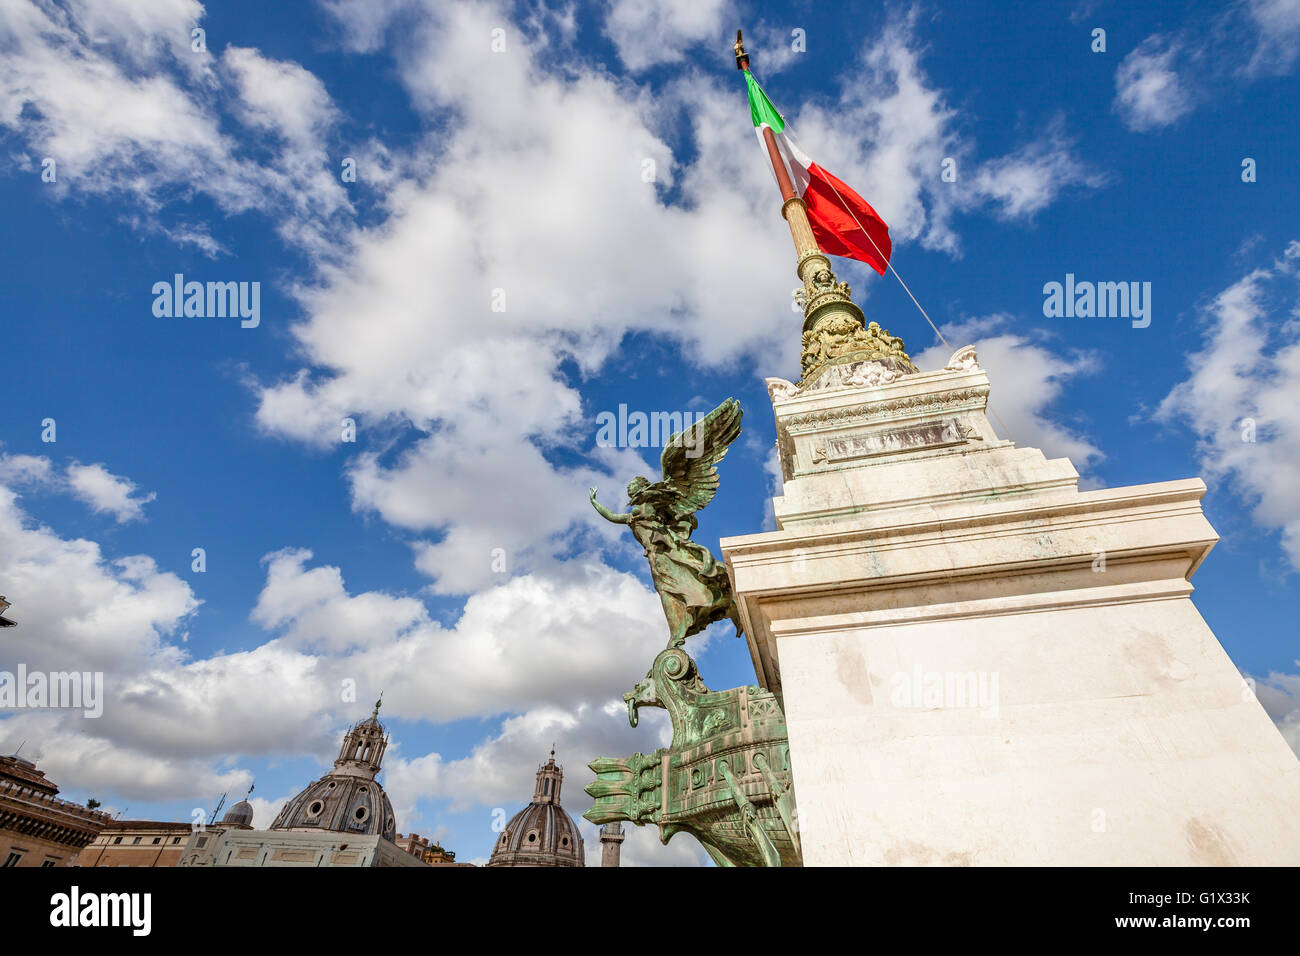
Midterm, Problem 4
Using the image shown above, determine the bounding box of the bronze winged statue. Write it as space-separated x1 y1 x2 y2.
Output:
590 398 744 649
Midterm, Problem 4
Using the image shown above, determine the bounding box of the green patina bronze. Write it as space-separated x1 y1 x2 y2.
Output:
585 646 802 867
589 398 744 650
585 400 802 867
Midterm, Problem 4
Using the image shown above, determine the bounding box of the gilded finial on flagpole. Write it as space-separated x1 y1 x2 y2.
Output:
734 30 750 71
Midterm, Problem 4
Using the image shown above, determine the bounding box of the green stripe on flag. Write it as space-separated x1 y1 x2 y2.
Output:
744 72 784 133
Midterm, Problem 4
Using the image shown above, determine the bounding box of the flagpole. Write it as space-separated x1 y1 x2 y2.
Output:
736 31 911 386
736 35 823 280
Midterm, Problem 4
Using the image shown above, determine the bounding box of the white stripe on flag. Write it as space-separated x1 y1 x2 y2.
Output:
753 124 812 197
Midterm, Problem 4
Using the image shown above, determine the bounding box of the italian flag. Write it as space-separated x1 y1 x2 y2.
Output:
745 71 891 275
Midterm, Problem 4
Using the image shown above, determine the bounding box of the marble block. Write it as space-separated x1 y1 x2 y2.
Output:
721 347 1300 865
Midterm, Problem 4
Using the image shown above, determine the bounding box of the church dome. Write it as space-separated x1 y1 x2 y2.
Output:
487 752 585 867
271 774 396 841
270 699 397 842
221 799 254 828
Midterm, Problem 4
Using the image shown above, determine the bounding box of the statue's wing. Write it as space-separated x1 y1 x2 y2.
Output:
659 398 743 515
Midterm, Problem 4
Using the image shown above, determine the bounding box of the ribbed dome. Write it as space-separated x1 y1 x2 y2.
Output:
487 752 585 867
221 799 254 827
491 802 584 865
270 774 396 841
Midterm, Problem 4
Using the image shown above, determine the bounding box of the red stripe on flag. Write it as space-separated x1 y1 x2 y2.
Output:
803 162 891 275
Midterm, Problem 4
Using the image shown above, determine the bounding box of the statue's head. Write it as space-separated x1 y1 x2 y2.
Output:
626 476 651 502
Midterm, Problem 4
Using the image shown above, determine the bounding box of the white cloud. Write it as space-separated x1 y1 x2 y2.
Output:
0 480 230 799
220 45 351 253
318 0 422 54
0 453 160 524
249 549 670 722
0 472 675 817
244 794 290 830
252 548 427 653
1155 241 1300 569
0 440 691 821
65 462 157 523
223 46 338 147
967 118 1108 219
0 713 252 804
0 484 195 672
385 700 664 814
603 0 732 72
912 315 1103 470
0 453 55 487
1114 37 1194 132
57 0 206 70
0 0 350 253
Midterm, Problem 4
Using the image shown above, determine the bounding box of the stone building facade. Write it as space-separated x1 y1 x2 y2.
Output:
78 797 255 867
0 754 109 867
77 821 193 867
177 828 424 867
395 832 472 866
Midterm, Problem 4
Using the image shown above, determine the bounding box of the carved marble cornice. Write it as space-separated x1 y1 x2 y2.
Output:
781 385 990 433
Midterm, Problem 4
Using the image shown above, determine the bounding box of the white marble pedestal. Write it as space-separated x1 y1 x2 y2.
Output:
720 348 1300 865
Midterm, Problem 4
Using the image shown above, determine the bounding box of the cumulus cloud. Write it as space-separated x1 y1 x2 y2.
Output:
1113 37 1194 132
0 454 157 523
0 480 212 797
0 713 253 805
1155 240 1300 569
65 462 157 523
0 0 352 253
0 454 55 487
249 549 669 722
384 701 658 815
0 483 193 673
602 0 732 72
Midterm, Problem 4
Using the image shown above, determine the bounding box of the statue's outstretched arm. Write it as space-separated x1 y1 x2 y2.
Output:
589 487 632 525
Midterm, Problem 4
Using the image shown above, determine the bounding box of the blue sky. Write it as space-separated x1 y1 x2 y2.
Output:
1 0 1298 866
